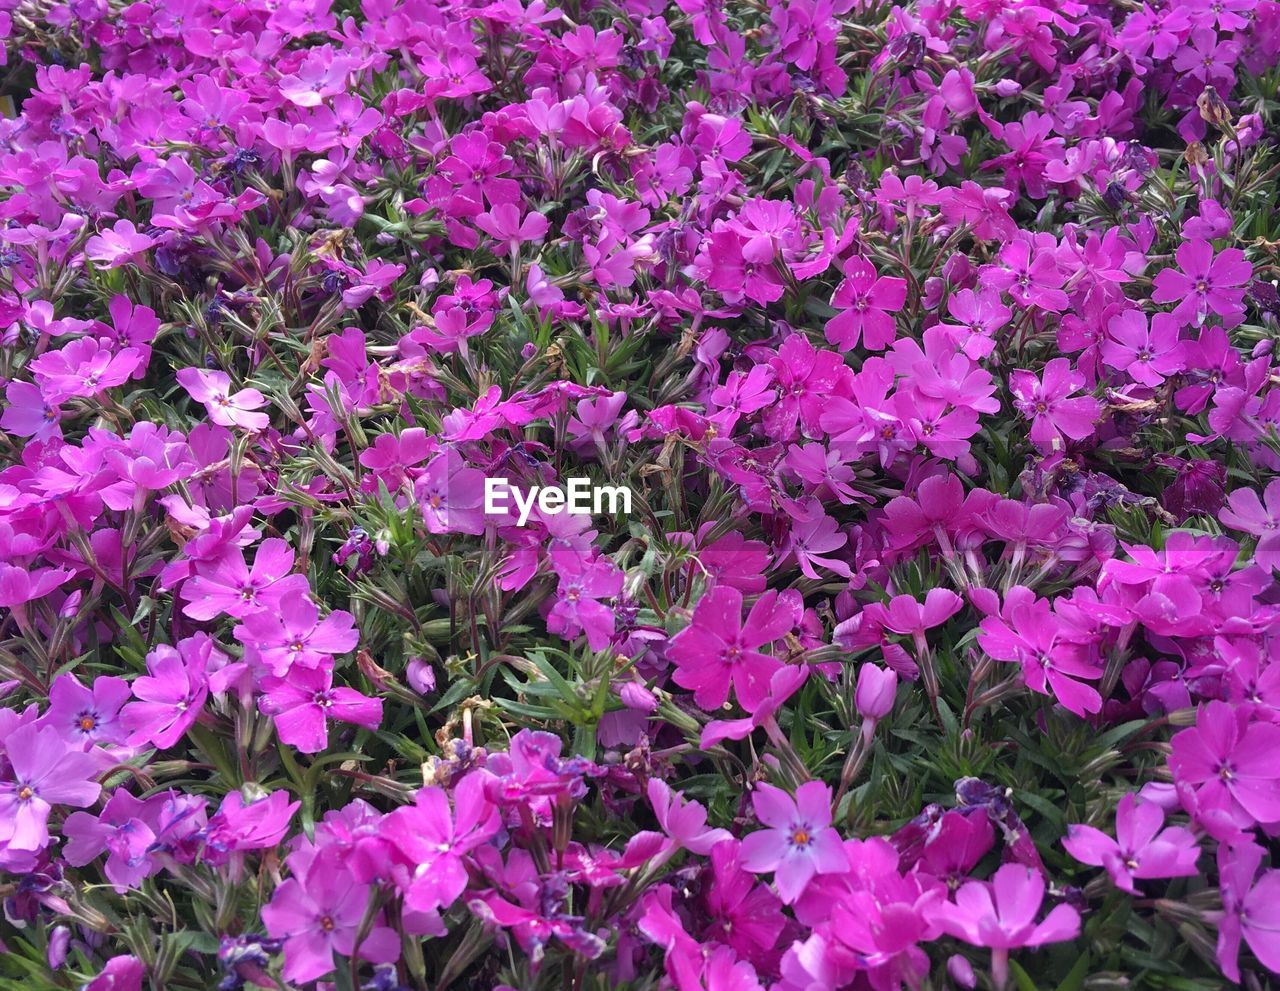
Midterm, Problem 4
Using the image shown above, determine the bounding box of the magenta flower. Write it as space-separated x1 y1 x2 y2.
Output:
1010 358 1101 452
258 665 382 754
1152 239 1251 327
176 367 270 432
235 592 359 676
383 773 500 912
668 585 798 712
740 781 848 904
262 855 399 983
930 864 1079 989
1063 793 1200 893
121 641 210 749
825 257 908 351
1169 701 1280 830
0 724 101 855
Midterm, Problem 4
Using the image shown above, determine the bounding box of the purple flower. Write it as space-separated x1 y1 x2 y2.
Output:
0 724 101 857
740 781 848 903
1153 239 1251 327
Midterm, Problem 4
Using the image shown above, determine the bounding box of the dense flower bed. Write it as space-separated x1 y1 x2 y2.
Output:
2 0 1280 988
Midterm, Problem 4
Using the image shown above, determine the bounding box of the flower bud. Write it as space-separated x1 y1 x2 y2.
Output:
947 954 977 989
47 926 70 969
620 680 658 713
855 664 897 721
406 657 437 695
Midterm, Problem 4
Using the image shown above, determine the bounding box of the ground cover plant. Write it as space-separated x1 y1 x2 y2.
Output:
1 0 1280 988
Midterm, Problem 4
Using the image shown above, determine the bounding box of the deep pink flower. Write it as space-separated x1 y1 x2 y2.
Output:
1010 358 1101 452
740 781 848 903
668 586 799 712
383 773 500 912
825 257 908 351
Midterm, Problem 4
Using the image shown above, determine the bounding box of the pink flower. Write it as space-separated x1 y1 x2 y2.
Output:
475 203 550 256
1215 840 1280 982
855 664 898 721
545 549 623 651
825 257 908 351
1152 239 1251 327
82 956 145 991
180 539 310 621
977 586 1102 717
668 586 799 712
383 773 500 912
740 781 848 903
414 450 487 535
176 367 270 431
1169 701 1280 830
1010 358 1101 452
1219 479 1280 571
929 864 1079 989
85 220 155 269
29 338 142 403
648 778 732 854
1062 793 1200 893
258 665 382 754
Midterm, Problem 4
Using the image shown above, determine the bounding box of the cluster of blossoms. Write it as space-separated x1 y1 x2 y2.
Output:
2 0 1280 987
